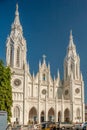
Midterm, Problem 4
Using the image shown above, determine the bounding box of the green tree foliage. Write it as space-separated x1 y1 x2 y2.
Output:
0 60 12 122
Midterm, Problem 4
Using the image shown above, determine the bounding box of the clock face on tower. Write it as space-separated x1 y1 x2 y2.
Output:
14 79 21 86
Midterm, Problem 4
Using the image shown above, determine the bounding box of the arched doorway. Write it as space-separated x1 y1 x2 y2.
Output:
64 108 70 122
58 111 61 122
41 111 45 122
13 106 20 123
76 108 80 122
48 108 55 121
29 107 37 123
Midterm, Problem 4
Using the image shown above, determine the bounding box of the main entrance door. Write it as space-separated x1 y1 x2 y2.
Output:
41 111 45 122
29 107 37 123
48 108 55 121
64 108 70 122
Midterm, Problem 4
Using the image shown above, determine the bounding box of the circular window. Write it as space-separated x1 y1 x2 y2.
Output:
75 88 80 94
14 79 21 86
42 89 46 95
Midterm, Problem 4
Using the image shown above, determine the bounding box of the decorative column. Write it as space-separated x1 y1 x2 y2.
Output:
38 95 40 123
14 45 16 68
45 94 48 121
32 72 34 97
55 96 58 122
70 80 74 122
23 65 25 125
61 96 64 122
23 64 28 125
81 80 85 122
38 74 41 123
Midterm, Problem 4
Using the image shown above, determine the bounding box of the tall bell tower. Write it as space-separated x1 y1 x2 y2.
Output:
6 4 28 124
6 4 27 69
63 31 85 122
64 30 80 81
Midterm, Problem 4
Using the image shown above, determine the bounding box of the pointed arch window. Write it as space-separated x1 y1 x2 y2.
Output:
10 45 14 67
43 73 46 81
14 106 20 122
76 108 81 122
76 108 80 118
16 46 20 67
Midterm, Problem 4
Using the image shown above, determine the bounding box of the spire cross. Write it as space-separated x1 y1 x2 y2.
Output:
43 54 46 63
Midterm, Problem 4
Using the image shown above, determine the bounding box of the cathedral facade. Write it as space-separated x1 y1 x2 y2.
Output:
6 4 85 125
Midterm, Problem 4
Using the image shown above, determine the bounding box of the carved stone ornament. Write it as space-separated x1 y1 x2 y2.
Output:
14 79 21 86
42 89 46 95
75 88 80 94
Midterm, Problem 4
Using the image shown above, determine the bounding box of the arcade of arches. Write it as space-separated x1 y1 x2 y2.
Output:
14 106 82 123
28 107 71 123
28 107 57 123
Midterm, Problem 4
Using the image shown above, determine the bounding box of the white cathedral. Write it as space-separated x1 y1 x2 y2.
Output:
6 4 85 125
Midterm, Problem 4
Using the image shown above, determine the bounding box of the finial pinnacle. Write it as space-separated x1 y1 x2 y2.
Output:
57 69 60 80
12 3 22 30
16 3 18 10
70 30 72 35
39 60 41 69
70 30 73 40
42 54 46 63
15 3 19 16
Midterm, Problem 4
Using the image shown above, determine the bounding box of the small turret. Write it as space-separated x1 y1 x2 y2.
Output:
57 69 60 81
33 71 35 80
48 63 50 71
42 54 46 64
39 60 41 70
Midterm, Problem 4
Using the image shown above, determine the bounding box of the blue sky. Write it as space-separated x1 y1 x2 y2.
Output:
0 0 87 103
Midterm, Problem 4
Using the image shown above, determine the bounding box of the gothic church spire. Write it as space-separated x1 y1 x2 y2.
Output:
6 4 27 69
14 4 20 24
11 3 22 32
67 30 76 58
64 31 81 81
68 30 75 49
